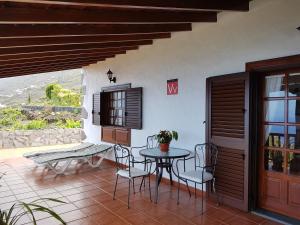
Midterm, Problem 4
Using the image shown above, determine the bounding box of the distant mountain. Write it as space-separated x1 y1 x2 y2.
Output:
0 69 82 107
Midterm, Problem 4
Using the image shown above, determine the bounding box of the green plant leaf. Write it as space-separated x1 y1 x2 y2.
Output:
20 202 37 225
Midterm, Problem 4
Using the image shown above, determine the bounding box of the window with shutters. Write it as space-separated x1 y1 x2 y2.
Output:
92 85 142 146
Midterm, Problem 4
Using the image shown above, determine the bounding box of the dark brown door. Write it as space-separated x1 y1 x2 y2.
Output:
258 70 300 220
206 72 249 211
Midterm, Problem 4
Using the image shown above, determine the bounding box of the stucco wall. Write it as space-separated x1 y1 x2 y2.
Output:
82 0 300 162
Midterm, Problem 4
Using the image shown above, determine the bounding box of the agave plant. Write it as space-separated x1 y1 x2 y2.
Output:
0 162 66 225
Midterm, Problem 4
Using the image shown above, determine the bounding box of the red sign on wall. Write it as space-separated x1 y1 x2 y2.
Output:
167 79 178 95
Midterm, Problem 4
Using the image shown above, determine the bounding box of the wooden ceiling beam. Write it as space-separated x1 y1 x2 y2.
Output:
0 46 137 61
0 54 112 67
0 59 98 73
0 0 250 11
0 3 217 23
0 51 122 64
0 40 152 55
0 65 85 79
0 33 170 48
0 24 191 38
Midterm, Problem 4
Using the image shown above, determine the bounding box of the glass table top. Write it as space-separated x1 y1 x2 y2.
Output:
139 147 191 159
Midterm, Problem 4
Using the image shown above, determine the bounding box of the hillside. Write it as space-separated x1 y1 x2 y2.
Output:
0 69 82 107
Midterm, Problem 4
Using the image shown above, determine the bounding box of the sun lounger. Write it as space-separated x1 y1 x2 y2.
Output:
23 142 94 158
24 143 112 175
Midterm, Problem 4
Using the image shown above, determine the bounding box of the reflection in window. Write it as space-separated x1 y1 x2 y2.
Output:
264 100 285 122
288 73 300 97
288 126 300 150
265 125 285 148
288 152 300 175
265 75 285 97
288 100 300 123
264 150 284 172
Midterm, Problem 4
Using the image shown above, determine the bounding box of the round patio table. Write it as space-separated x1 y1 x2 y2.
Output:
140 147 190 203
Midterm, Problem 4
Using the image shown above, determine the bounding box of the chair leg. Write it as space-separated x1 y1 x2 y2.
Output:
201 182 204 215
195 183 197 198
133 178 136 194
177 178 180 205
139 177 144 192
113 174 119 200
128 179 131 209
148 175 152 202
213 178 220 206
185 180 191 198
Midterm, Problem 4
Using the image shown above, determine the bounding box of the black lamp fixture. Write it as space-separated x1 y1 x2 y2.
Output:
297 26 300 31
107 69 116 83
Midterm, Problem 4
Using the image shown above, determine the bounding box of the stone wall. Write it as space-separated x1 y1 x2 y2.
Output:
0 128 84 149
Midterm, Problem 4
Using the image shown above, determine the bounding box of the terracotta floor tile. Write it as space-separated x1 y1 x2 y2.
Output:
191 214 224 225
225 215 258 225
52 203 78 214
261 220 284 225
0 195 16 204
15 191 38 201
60 209 86 223
0 157 270 225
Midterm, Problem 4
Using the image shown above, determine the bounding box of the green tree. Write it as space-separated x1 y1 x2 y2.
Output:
45 83 81 107
45 83 60 100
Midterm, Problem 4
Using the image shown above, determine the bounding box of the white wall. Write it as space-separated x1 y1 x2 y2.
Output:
82 0 300 162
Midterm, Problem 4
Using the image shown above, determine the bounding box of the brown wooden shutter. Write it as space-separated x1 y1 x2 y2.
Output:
92 93 101 125
206 72 249 211
125 87 142 129
100 91 110 126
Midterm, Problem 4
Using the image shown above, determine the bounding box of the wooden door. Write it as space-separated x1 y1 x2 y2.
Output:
206 72 249 211
258 71 300 220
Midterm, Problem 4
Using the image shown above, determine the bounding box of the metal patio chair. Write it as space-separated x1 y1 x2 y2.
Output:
130 135 158 189
175 143 219 214
113 144 152 209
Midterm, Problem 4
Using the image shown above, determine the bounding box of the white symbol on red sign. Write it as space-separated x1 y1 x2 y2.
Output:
167 79 178 95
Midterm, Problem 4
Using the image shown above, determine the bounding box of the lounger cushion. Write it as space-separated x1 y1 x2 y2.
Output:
23 142 94 158
117 167 149 178
179 170 213 183
32 144 112 164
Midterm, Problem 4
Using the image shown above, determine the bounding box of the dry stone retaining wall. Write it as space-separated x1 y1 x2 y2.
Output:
0 128 84 149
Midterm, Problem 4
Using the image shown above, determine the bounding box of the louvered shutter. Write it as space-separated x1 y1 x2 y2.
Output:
206 72 249 211
92 93 101 125
125 87 142 129
100 92 110 126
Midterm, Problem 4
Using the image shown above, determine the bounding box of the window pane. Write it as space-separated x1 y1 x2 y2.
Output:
264 100 285 122
288 126 300 150
264 150 284 172
288 73 300 97
288 152 300 175
265 75 285 97
265 125 285 148
117 100 122 108
288 100 300 123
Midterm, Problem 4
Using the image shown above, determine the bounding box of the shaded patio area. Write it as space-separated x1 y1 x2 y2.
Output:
0 157 280 225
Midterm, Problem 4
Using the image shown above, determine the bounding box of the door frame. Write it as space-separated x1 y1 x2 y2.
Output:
246 54 300 216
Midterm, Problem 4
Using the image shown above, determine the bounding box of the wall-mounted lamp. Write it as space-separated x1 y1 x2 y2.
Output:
297 27 300 31
107 69 116 83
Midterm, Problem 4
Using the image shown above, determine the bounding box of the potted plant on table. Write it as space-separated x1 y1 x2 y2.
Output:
156 130 178 152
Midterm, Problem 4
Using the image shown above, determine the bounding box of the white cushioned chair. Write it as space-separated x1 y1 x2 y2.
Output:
113 144 152 208
175 143 219 214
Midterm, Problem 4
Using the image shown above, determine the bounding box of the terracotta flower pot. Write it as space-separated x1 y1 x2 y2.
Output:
160 143 170 152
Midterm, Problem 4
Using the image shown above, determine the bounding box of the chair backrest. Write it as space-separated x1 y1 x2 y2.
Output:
146 135 159 148
113 144 131 175
194 143 218 175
